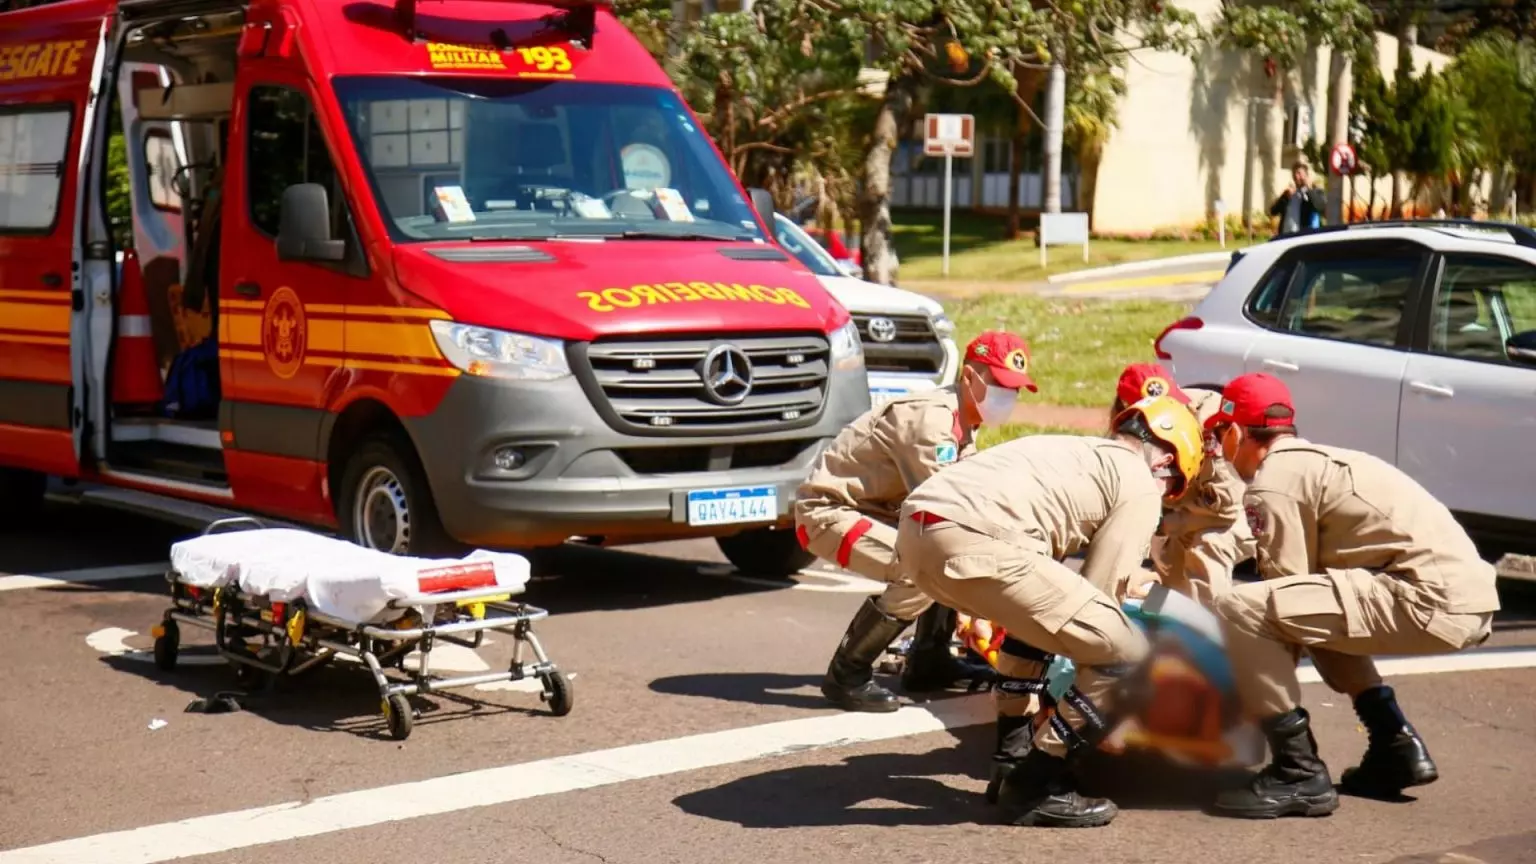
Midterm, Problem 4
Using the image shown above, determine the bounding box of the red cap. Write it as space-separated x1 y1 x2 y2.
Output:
965 331 1037 392
1204 373 1295 430
1117 363 1189 407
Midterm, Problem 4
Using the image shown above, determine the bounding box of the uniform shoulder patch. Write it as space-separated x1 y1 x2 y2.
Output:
1245 503 1266 537
935 441 959 465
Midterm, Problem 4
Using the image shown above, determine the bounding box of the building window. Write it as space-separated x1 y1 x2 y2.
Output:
0 106 73 233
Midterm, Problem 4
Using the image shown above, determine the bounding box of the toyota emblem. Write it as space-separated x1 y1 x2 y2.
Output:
699 344 754 405
868 317 897 343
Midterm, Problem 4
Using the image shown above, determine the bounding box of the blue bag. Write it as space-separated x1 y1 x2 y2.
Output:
162 336 221 419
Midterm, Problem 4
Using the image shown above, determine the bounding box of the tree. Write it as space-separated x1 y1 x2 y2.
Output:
1445 30 1536 213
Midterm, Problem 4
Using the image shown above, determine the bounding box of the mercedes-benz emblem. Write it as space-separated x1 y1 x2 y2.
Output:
868 317 897 343
699 344 753 405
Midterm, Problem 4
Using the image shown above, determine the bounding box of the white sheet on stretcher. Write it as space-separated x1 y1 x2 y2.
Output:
169 529 531 624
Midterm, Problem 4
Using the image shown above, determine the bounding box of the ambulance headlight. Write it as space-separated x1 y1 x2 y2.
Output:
429 321 572 381
828 319 864 372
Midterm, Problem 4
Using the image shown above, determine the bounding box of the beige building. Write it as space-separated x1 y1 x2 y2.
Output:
891 1 1457 234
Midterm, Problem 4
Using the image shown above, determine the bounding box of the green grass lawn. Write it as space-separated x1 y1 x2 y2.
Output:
977 422 1092 449
948 294 1193 408
890 210 1228 283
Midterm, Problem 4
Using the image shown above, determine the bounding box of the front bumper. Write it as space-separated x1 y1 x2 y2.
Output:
402 366 871 548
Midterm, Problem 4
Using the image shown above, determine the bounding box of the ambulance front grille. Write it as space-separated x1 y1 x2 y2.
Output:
572 333 831 436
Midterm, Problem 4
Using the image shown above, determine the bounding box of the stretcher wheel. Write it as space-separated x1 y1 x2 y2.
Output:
540 670 573 717
153 621 180 671
383 693 414 741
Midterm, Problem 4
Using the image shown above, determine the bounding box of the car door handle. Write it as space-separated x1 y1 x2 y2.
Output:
40 272 63 287
1262 358 1299 372
234 281 261 298
1409 380 1455 398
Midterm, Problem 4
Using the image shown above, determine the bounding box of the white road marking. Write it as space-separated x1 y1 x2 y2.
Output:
9 644 1536 864
0 697 995 864
0 563 165 592
85 627 223 667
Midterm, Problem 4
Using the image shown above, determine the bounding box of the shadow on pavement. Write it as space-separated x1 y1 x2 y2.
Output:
99 650 555 741
674 726 1257 829
673 730 991 828
1386 830 1536 864
648 671 842 710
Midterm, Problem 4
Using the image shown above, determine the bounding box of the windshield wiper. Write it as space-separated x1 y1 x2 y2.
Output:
618 229 756 242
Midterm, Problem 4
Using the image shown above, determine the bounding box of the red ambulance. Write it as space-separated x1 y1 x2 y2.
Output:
0 0 869 576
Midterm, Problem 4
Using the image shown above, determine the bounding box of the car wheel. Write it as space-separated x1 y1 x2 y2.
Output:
338 436 459 557
716 526 815 580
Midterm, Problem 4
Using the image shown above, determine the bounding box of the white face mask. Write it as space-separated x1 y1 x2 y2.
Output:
978 385 1018 426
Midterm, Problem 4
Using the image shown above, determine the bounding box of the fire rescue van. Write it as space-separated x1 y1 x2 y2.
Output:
0 0 871 577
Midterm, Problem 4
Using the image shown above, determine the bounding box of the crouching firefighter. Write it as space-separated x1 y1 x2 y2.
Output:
1111 364 1255 607
895 395 1208 827
794 331 1038 712
1204 374 1499 818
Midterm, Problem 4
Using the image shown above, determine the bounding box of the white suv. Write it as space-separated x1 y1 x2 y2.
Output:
773 214 960 405
1156 220 1536 560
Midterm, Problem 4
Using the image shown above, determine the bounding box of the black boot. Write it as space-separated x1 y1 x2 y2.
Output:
900 605 998 693
820 597 911 713
994 747 1119 828
1339 685 1438 798
985 713 1044 804
1213 708 1339 819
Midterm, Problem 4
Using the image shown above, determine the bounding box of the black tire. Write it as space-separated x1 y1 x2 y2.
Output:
337 435 459 557
0 467 46 525
716 527 815 579
541 670 574 717
383 693 414 741
153 620 180 671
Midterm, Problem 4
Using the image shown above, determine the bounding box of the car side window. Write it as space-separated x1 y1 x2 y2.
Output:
1275 254 1418 347
1432 254 1536 364
1245 262 1293 328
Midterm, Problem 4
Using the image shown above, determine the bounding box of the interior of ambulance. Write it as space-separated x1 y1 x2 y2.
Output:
103 7 251 488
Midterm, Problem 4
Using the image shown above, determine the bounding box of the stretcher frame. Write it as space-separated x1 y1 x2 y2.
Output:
150 517 573 740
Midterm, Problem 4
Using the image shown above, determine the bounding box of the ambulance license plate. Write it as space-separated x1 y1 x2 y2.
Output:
870 386 908 407
686 485 778 527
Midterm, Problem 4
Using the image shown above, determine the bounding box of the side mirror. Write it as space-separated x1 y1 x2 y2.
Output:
1506 331 1536 367
748 187 776 226
277 183 346 263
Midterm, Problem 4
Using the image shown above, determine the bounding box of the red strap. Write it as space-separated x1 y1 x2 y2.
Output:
418 561 498 594
837 518 874 568
910 511 947 525
795 524 810 550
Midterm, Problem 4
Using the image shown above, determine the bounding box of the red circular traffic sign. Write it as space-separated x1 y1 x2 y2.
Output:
1329 143 1357 176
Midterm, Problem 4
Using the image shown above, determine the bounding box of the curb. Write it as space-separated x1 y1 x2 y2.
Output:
1046 251 1238 284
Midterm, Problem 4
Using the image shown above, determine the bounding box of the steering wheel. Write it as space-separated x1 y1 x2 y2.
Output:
171 162 218 203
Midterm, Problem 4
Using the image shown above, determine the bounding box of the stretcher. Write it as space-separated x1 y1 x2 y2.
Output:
151 518 573 740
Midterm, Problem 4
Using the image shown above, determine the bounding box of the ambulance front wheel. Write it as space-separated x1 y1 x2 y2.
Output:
0 467 46 524
716 527 815 580
338 437 459 557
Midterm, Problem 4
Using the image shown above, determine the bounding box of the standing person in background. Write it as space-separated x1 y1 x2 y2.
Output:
1270 160 1326 237
795 332 1038 712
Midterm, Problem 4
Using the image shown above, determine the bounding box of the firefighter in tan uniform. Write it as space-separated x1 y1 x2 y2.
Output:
894 395 1207 828
795 331 1037 713
1204 373 1500 819
1111 364 1254 606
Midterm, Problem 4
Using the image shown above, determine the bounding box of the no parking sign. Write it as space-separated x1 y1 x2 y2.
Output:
1329 142 1358 176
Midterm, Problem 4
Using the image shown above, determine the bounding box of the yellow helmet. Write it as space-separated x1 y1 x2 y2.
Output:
1112 394 1206 503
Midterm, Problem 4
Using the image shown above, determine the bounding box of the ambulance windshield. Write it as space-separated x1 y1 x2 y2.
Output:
334 76 765 243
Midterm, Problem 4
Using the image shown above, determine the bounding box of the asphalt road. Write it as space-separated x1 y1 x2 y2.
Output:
3 499 1536 864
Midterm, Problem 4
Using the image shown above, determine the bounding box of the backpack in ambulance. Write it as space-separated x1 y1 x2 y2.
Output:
161 336 220 420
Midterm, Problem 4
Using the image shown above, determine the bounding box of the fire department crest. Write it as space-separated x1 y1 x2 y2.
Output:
1245 503 1266 537
262 286 307 380
1142 376 1170 399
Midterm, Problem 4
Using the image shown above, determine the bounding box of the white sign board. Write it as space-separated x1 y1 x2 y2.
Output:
923 113 974 158
1039 211 1091 266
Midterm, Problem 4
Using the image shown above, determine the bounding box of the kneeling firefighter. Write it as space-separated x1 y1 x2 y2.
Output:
895 395 1207 827
794 331 1037 712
